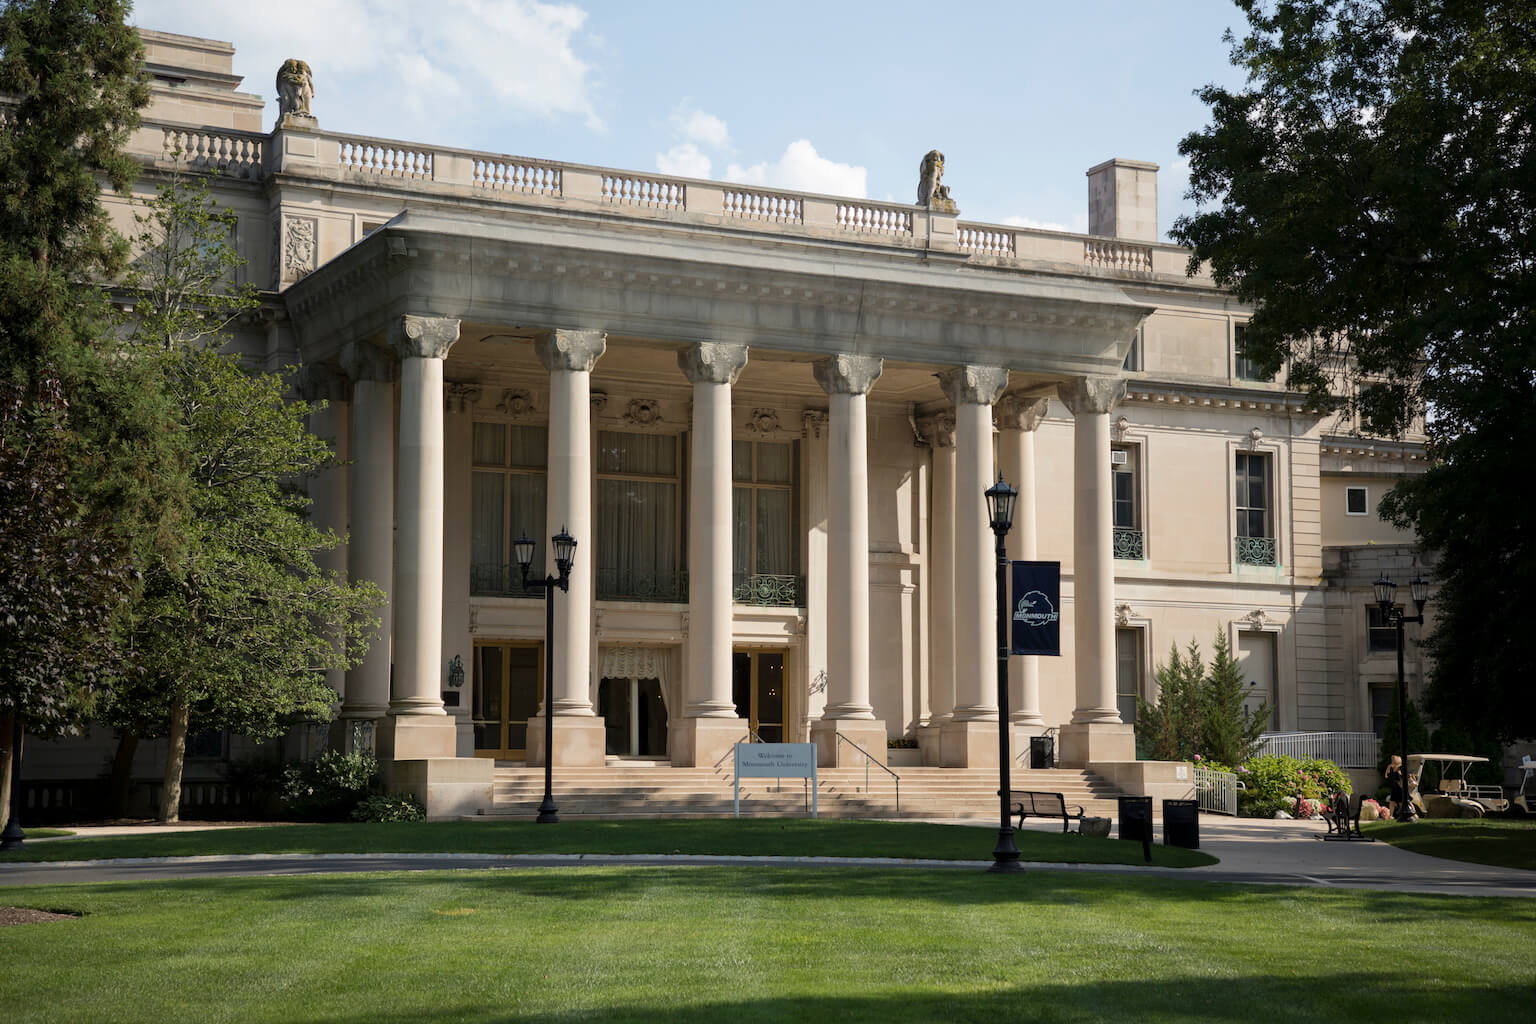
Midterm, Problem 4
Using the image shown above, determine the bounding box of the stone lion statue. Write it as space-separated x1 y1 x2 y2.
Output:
276 59 314 119
917 149 953 208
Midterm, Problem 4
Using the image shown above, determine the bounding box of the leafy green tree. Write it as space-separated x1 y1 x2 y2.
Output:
1377 695 1430 772
1171 1 1536 742
100 171 381 822
1201 630 1271 768
1137 640 1206 762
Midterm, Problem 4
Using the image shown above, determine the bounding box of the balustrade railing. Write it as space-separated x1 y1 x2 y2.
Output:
474 158 561 195
1256 731 1380 768
722 188 803 224
602 173 685 209
956 224 1016 256
836 201 913 235
338 138 433 179
1235 535 1278 566
162 127 265 180
1084 238 1154 273
1113 527 1145 560
732 573 805 607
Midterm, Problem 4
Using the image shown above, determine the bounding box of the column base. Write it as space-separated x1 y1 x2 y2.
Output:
670 717 748 768
376 714 457 761
382 756 494 819
810 718 888 768
918 721 946 766
940 719 1000 768
526 716 607 768
1056 722 1135 767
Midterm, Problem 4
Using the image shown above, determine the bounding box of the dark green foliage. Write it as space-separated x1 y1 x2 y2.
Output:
1171 1 1536 741
1137 633 1270 766
1378 695 1430 771
1202 631 1271 768
350 794 427 823
281 752 380 821
1239 754 1351 818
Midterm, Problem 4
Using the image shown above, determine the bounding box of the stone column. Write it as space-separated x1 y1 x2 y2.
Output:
527 328 608 768
1057 374 1134 766
377 315 460 763
442 382 481 757
918 411 956 765
338 342 394 745
809 354 888 767
996 394 1050 746
673 342 750 767
301 365 351 720
938 365 1009 768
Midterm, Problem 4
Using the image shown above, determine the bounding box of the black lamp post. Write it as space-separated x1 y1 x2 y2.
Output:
1373 574 1430 822
985 474 1022 873
516 527 577 825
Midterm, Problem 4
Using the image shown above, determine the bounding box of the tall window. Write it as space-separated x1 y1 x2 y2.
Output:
471 423 547 595
1367 605 1400 653
732 440 800 605
1370 685 1395 739
596 431 682 601
1234 324 1275 382
1235 452 1276 566
1116 628 1143 724
1111 444 1142 559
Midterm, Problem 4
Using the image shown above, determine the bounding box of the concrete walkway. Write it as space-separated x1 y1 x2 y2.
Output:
2 816 1533 898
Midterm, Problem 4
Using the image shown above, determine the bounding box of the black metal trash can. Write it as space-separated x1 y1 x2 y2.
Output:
1163 798 1200 849
1029 735 1055 770
1118 796 1153 844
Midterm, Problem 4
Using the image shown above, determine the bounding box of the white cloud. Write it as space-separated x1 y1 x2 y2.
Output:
132 0 603 132
1003 213 1088 234
656 142 712 179
674 108 729 149
726 140 867 198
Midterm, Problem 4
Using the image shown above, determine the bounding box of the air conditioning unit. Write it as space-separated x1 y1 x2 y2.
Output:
1110 449 1129 466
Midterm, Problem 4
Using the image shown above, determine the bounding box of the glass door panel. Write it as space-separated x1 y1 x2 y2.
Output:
473 646 504 754
505 646 541 755
473 642 541 759
731 650 787 742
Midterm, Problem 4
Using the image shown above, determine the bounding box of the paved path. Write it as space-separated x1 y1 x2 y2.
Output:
3 817 1533 898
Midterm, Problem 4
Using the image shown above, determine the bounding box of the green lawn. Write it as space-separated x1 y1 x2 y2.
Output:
1 867 1532 1023
1364 817 1536 871
0 819 1215 867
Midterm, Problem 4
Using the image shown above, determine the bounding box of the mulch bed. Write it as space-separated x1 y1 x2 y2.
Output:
0 906 81 926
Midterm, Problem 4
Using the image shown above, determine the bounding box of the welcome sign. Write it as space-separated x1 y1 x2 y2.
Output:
1010 560 1062 656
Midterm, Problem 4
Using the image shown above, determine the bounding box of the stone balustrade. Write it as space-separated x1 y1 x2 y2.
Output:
120 114 1210 282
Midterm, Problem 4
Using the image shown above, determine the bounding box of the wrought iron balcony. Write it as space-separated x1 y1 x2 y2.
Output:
732 573 805 607
471 562 522 597
1112 527 1144 560
595 567 688 603
1235 535 1278 566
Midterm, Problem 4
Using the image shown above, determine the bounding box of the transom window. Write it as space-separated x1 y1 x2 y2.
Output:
732 440 801 606
596 431 682 602
471 423 547 595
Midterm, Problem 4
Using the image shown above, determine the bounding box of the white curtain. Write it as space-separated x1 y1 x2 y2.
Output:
598 645 679 718
596 432 679 581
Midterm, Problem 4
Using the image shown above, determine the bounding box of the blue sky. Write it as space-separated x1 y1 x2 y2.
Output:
132 0 1251 239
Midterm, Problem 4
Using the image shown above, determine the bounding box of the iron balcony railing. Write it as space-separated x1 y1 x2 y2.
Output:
1113 527 1145 560
1235 535 1278 566
472 564 806 608
732 573 805 607
1256 731 1381 768
594 567 688 603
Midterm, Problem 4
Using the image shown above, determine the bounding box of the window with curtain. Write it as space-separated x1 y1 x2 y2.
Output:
596 431 682 601
471 423 547 595
731 440 800 606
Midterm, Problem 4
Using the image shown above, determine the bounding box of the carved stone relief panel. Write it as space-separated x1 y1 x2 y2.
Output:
281 215 318 285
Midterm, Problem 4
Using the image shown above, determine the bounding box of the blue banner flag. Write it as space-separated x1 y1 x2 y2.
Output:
1010 561 1062 656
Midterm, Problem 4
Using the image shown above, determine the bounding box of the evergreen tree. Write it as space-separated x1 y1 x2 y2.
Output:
1201 630 1270 768
1137 640 1206 762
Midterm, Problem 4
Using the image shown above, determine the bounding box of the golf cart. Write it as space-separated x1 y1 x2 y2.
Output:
1406 753 1508 818
1515 756 1536 816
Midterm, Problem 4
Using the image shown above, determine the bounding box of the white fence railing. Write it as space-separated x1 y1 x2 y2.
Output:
1194 765 1241 816
1256 731 1381 768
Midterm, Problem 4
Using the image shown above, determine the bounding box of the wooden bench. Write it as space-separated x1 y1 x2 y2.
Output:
1009 790 1086 833
1321 791 1374 842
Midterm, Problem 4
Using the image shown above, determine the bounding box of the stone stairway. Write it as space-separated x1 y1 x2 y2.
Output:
478 760 1129 821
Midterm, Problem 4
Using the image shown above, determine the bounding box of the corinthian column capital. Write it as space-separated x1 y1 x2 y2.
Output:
535 328 606 372
677 342 749 385
390 314 461 360
1057 375 1126 416
994 393 1049 432
917 410 957 448
937 365 1008 407
813 354 883 396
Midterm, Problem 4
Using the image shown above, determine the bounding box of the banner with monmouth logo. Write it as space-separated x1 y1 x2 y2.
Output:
1009 560 1062 656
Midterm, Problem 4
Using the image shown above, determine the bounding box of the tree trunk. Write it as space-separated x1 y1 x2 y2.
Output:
0 714 12 825
109 731 140 817
160 699 189 824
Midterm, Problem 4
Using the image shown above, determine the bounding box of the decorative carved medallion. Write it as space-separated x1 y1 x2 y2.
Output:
282 215 317 283
1114 415 1131 441
497 388 535 417
916 411 957 448
1241 609 1270 629
745 408 781 434
623 398 664 428
1115 603 1137 627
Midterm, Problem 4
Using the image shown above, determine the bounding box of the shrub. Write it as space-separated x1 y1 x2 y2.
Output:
281 751 380 821
350 793 426 822
1237 754 1350 818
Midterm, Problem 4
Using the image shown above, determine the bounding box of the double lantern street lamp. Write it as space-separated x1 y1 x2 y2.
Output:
984 475 1022 873
1373 574 1430 823
515 527 577 825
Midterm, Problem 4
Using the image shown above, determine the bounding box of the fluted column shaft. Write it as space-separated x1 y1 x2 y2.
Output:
340 343 394 721
537 329 606 715
680 343 749 717
814 355 883 720
1060 375 1127 723
390 315 460 716
997 395 1050 728
940 366 1009 721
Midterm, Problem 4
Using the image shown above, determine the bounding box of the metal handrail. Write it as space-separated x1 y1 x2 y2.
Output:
833 733 901 814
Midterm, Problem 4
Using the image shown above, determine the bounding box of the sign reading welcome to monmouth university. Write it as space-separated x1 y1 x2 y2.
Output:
734 743 817 818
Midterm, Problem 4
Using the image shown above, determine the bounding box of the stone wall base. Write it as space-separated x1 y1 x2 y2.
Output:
376 714 457 761
1057 722 1135 766
670 717 749 767
810 718 888 768
940 719 1000 768
384 756 494 819
1091 759 1196 804
526 716 607 767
